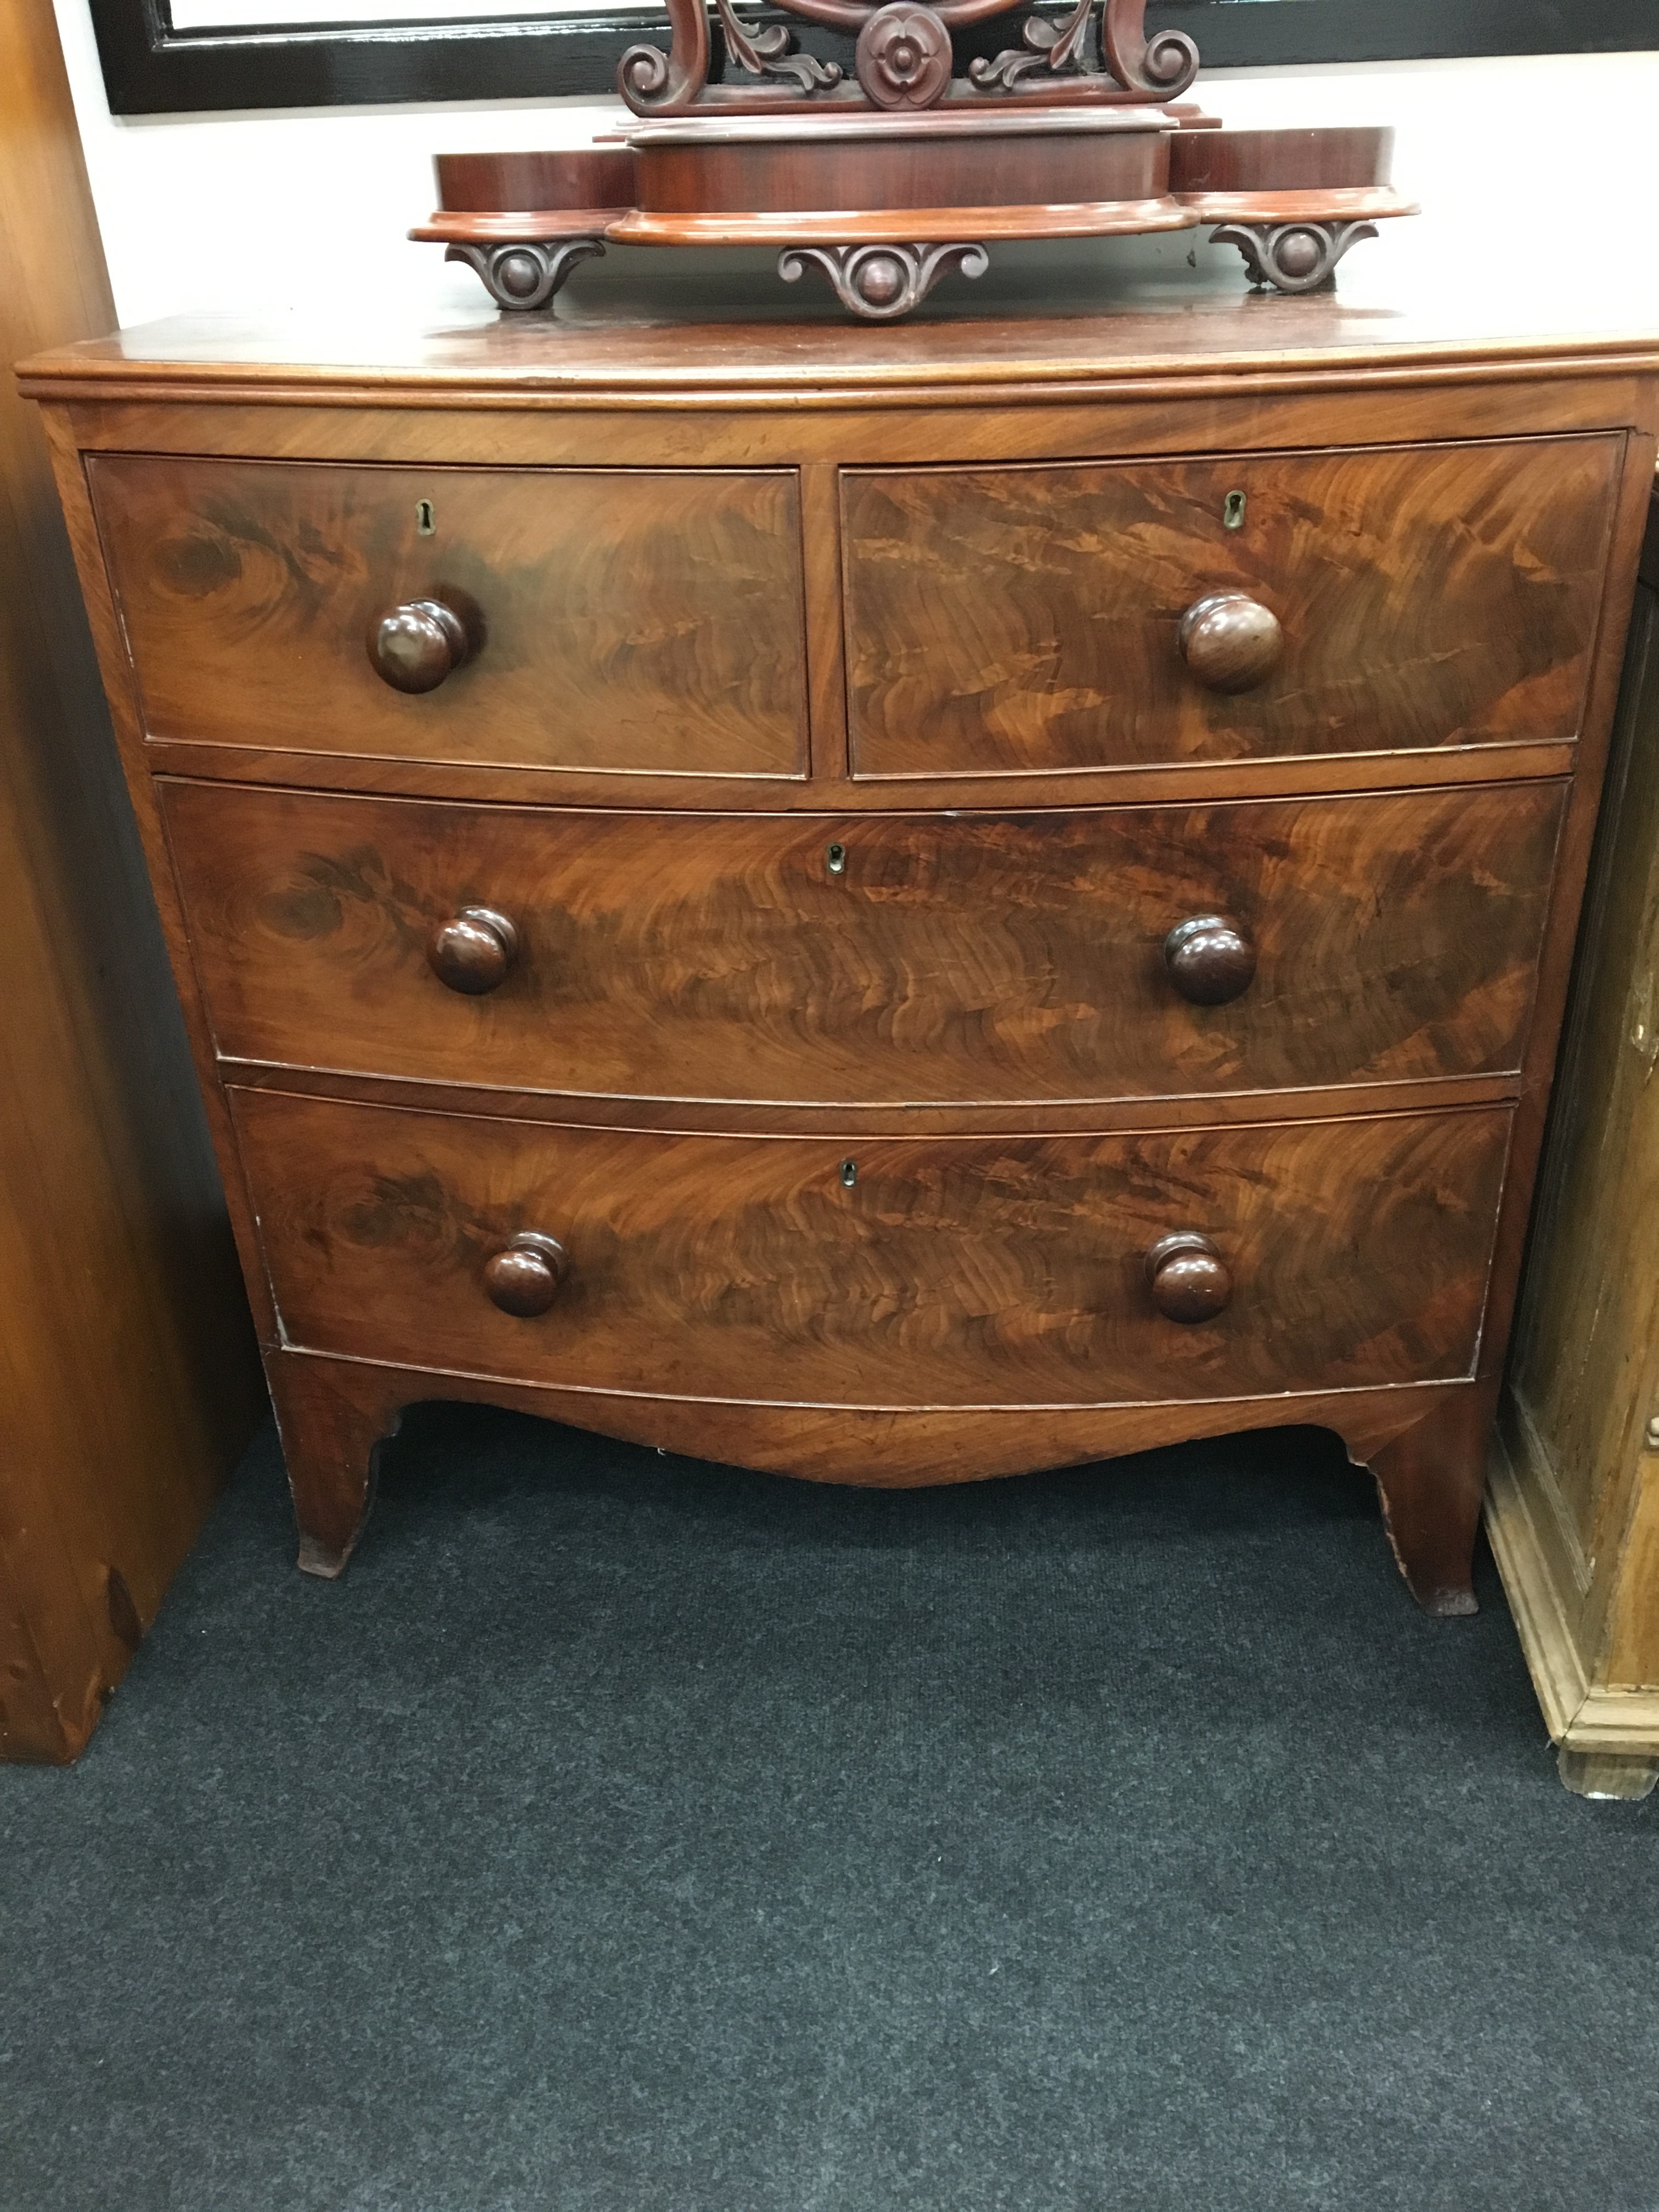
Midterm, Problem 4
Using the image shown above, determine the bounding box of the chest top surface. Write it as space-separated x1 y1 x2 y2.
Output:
19 269 1659 409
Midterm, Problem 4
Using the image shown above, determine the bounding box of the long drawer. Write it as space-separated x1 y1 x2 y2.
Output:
166 780 1565 1107
89 456 809 777
842 437 1621 777
233 1090 1511 1408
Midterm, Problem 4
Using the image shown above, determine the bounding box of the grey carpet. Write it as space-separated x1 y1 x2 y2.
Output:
2 1407 1655 2212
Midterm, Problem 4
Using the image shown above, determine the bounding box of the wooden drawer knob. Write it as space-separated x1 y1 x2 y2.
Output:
1178 593 1284 693
483 1232 568 1318
368 599 470 693
428 906 520 996
1145 1232 1232 1324
1163 915 1257 1006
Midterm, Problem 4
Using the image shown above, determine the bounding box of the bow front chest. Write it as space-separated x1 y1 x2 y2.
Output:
26 284 1659 1612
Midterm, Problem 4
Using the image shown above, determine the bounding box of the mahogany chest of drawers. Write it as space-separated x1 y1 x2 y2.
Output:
24 284 1659 1615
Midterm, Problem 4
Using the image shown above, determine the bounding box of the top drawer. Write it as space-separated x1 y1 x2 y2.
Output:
88 457 809 777
841 437 1621 778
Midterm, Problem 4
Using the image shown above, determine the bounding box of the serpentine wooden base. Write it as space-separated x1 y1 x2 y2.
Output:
415 120 1416 319
270 1347 1486 1609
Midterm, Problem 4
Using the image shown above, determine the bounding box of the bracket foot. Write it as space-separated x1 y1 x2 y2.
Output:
444 236 606 313
1211 218 1379 295
778 240 988 320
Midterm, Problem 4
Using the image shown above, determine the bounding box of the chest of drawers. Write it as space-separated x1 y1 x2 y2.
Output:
25 284 1659 1616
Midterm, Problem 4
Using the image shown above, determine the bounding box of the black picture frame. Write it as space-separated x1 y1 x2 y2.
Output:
89 0 1659 117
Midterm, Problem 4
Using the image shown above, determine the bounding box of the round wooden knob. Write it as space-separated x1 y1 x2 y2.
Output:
368 599 470 693
483 1232 569 1318
427 907 520 996
1145 1232 1232 1324
1163 915 1257 1007
1178 593 1284 694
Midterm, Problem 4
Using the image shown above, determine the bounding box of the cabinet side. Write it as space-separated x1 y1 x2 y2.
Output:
1494 494 1659 1730
0 0 262 1762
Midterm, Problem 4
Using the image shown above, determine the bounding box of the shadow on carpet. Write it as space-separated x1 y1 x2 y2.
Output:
2 1408 1654 2212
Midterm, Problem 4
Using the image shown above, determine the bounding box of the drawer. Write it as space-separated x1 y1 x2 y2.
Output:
166 780 1564 1107
841 437 1621 778
232 1091 1511 1408
89 457 809 777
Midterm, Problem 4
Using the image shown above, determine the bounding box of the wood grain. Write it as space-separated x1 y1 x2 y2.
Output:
266 1345 1471 1576
27 286 1659 1614
164 779 1565 1108
232 1088 1511 1414
140 734 1581 817
18 285 1659 412
1495 533 1659 1720
88 455 810 776
842 438 1621 776
0 0 261 1762
625 108 1172 218
43 381 1659 474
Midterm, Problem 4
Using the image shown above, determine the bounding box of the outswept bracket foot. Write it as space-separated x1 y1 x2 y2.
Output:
444 236 606 313
1365 1385 1497 1617
1211 218 1379 295
268 1354 407 1579
778 240 989 320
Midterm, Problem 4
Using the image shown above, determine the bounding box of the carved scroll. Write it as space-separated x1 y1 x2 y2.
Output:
968 0 1094 93
715 0 843 94
618 0 712 114
1100 0 1199 98
618 0 1203 115
778 240 989 317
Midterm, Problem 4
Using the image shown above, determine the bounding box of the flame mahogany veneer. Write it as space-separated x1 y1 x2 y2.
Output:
21 284 1659 1617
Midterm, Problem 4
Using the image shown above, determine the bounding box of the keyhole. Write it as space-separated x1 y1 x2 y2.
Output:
1223 490 1246 531
839 1159 857 1188
827 842 847 876
416 499 436 536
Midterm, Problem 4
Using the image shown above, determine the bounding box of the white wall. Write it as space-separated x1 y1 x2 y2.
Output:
48 0 1659 331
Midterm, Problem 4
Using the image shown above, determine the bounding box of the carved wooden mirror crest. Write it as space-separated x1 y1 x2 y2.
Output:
411 0 1418 320
618 0 1199 114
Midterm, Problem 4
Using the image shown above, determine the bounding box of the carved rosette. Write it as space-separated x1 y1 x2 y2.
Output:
444 237 606 313
778 240 989 320
1211 218 1380 295
855 3 953 110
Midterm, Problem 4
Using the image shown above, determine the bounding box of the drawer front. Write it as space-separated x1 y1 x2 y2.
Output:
842 437 1621 777
89 457 809 777
167 780 1564 1106
233 1092 1510 1407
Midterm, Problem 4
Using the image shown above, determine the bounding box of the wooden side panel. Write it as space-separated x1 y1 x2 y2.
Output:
1605 1458 1659 1689
87 456 810 777
843 437 1621 777
1506 572 1659 1692
162 779 1565 1108
233 1090 1511 1412
0 0 262 1760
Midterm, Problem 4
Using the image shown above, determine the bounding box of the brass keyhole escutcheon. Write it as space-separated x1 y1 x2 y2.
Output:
1223 490 1246 531
416 499 436 535
827 842 847 876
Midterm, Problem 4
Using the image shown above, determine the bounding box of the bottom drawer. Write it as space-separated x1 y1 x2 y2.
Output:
233 1093 1510 1411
